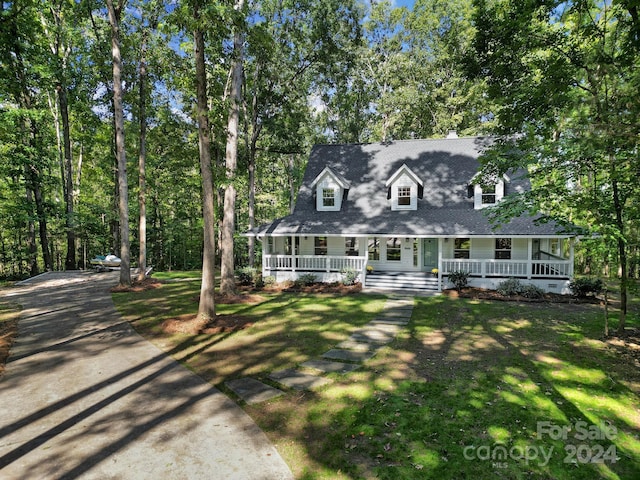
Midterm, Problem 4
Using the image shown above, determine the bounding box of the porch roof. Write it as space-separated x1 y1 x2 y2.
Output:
249 209 569 237
248 137 576 238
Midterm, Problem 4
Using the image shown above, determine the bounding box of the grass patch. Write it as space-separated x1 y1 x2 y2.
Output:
113 276 386 386
112 273 640 479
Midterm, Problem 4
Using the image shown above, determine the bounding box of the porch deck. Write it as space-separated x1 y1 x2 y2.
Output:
262 254 572 293
441 258 572 279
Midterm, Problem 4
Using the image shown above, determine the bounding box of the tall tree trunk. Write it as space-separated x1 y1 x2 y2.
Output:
247 131 258 268
39 0 74 269
220 0 245 296
24 180 38 277
107 0 131 287
612 175 628 334
247 81 261 268
137 29 148 282
194 8 216 320
58 85 76 270
7 11 52 274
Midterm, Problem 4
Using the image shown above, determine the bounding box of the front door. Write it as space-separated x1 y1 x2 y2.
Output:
422 238 438 272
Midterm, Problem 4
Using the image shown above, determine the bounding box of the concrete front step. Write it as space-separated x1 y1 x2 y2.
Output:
365 272 439 291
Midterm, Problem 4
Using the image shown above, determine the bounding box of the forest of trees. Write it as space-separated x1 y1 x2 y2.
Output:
1 0 639 306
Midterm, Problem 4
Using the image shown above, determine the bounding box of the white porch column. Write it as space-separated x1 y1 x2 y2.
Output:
437 238 443 291
569 238 575 278
262 236 269 276
290 236 296 272
527 238 533 279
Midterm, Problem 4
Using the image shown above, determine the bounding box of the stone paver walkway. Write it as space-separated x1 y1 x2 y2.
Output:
226 295 414 403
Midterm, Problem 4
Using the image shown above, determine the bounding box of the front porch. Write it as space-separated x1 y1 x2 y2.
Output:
441 258 572 279
260 235 574 294
262 254 573 293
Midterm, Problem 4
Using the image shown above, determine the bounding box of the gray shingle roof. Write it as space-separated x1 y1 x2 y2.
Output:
250 137 568 237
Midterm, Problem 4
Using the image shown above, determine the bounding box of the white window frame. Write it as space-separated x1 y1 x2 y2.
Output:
454 238 470 259
314 236 328 255
322 188 335 208
495 238 512 260
474 180 505 209
397 186 411 206
386 237 402 261
345 237 359 256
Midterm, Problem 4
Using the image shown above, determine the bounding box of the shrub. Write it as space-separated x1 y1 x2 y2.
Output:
496 279 545 298
569 277 603 297
448 270 470 292
496 278 523 296
519 284 545 299
236 266 258 286
263 275 276 286
341 268 359 286
294 273 317 287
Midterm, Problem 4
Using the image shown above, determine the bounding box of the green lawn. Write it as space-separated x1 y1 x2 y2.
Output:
113 275 640 479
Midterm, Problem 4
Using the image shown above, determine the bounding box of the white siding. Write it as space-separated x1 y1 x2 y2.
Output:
327 237 344 256
471 238 493 259
442 239 454 258
299 236 314 255
512 238 528 260
273 237 285 254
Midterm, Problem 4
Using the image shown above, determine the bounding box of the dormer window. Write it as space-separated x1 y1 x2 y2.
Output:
473 178 506 209
386 164 423 211
481 185 496 205
311 167 350 212
322 188 335 207
398 187 411 206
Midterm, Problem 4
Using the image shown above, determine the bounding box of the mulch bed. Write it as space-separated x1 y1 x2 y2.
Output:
161 313 255 335
605 329 640 367
443 287 602 304
111 277 163 293
260 282 362 295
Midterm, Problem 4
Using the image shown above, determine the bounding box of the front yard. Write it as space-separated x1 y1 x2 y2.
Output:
113 274 640 479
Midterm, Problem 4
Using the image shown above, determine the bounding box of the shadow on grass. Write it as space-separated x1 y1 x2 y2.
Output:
248 295 640 479
116 282 386 387
115 281 640 479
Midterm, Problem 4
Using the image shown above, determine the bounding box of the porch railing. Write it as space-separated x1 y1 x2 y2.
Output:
264 254 367 273
441 259 572 278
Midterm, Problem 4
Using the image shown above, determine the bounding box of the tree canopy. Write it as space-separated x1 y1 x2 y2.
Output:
471 0 640 330
1 0 637 319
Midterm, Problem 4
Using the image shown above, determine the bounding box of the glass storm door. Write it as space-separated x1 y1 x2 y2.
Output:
422 238 438 272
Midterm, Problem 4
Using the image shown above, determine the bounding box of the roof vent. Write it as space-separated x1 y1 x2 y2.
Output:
446 130 458 139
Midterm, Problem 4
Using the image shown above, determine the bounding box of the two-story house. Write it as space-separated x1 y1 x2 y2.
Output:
247 137 576 293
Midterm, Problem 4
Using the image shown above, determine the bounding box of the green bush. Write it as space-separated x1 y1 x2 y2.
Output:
295 273 317 287
236 266 258 286
341 268 359 286
497 278 545 298
496 278 523 296
569 277 603 297
263 275 276 286
448 270 470 292
519 284 545 299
